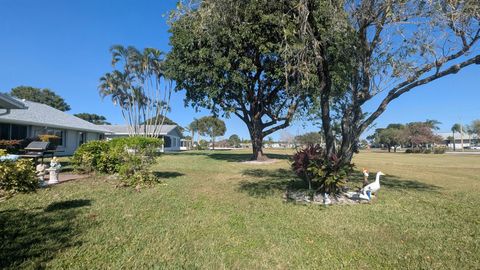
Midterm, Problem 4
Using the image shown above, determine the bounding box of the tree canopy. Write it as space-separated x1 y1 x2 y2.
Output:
74 113 111 125
167 0 305 160
284 0 480 166
10 86 71 111
295 132 323 146
228 134 241 148
197 116 226 149
99 45 172 137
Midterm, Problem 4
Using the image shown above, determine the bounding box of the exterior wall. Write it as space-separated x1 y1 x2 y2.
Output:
63 130 79 156
105 133 181 152
86 132 100 142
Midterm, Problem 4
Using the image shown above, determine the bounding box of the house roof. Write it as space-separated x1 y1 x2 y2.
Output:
102 125 180 136
0 99 109 133
0 93 28 109
436 132 472 140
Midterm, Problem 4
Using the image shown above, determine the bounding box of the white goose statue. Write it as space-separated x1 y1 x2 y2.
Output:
361 171 385 199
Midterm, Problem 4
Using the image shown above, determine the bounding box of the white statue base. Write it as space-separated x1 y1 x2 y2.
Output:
47 168 60 184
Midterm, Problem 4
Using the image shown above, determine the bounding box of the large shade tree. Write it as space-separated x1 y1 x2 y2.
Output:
167 0 305 160
10 86 71 111
287 0 480 167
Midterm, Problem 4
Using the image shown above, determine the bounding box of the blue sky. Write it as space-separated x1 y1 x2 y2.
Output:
0 0 478 140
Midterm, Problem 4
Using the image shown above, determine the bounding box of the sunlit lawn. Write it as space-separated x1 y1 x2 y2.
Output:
1 150 479 269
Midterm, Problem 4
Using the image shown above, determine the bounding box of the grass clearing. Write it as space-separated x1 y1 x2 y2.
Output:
1 150 479 269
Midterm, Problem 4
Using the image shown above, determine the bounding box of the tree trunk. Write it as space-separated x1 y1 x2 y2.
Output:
212 136 215 150
251 134 267 161
452 131 456 151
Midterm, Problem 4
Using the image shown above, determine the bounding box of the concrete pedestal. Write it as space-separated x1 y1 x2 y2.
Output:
47 168 60 184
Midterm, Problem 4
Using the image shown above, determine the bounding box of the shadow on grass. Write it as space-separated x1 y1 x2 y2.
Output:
153 171 185 179
178 151 291 162
238 168 440 198
347 170 441 191
0 199 93 269
45 199 91 212
238 168 307 198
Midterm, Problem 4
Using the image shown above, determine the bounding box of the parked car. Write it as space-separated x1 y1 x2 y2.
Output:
470 146 480 150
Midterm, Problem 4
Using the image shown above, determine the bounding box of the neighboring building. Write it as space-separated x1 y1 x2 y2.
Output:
0 99 108 156
436 132 478 149
102 125 182 152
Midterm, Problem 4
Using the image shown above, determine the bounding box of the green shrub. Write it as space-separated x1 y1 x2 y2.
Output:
71 137 164 187
423 149 432 154
434 148 446 154
291 145 354 194
0 159 37 197
0 149 7 157
71 140 118 173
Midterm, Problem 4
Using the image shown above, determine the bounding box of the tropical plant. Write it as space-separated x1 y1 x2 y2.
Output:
451 123 461 151
99 45 172 137
292 145 354 193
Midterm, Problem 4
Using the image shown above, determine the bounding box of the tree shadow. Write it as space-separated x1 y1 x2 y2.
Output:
238 168 441 199
0 199 93 269
44 199 91 212
238 168 307 198
208 152 291 162
152 171 185 179
346 170 441 192
177 151 292 162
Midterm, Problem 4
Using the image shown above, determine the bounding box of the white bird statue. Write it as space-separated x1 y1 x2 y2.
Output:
361 171 385 199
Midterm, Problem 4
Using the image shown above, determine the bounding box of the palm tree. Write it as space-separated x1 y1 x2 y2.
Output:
100 45 171 137
451 123 461 151
188 119 200 147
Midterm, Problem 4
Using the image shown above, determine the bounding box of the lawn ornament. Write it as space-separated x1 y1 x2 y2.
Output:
323 193 331 205
362 168 369 187
361 171 385 199
36 163 47 186
47 157 62 184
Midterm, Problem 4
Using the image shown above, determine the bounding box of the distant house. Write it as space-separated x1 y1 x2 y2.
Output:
437 132 478 149
0 99 108 156
102 125 182 152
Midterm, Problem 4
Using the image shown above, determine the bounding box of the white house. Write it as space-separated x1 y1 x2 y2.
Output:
436 132 477 149
102 125 183 152
0 99 109 156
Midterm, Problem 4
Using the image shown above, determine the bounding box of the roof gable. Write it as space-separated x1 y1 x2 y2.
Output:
0 99 109 133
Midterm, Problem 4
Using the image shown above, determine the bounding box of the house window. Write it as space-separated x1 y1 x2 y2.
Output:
0 123 28 140
11 125 27 140
34 128 66 147
164 136 171 148
0 123 9 140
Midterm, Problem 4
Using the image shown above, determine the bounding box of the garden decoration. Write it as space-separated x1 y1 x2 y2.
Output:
323 193 331 205
47 157 62 184
361 171 385 200
36 163 47 186
362 168 369 187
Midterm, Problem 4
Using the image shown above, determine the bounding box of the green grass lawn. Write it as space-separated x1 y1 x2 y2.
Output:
1 150 479 269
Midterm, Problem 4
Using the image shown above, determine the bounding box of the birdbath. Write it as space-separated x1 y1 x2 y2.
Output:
47 157 62 185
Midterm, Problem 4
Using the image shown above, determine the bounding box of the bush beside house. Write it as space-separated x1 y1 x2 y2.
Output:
71 137 163 186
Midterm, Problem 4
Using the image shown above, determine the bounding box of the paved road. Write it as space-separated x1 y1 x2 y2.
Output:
446 151 480 155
